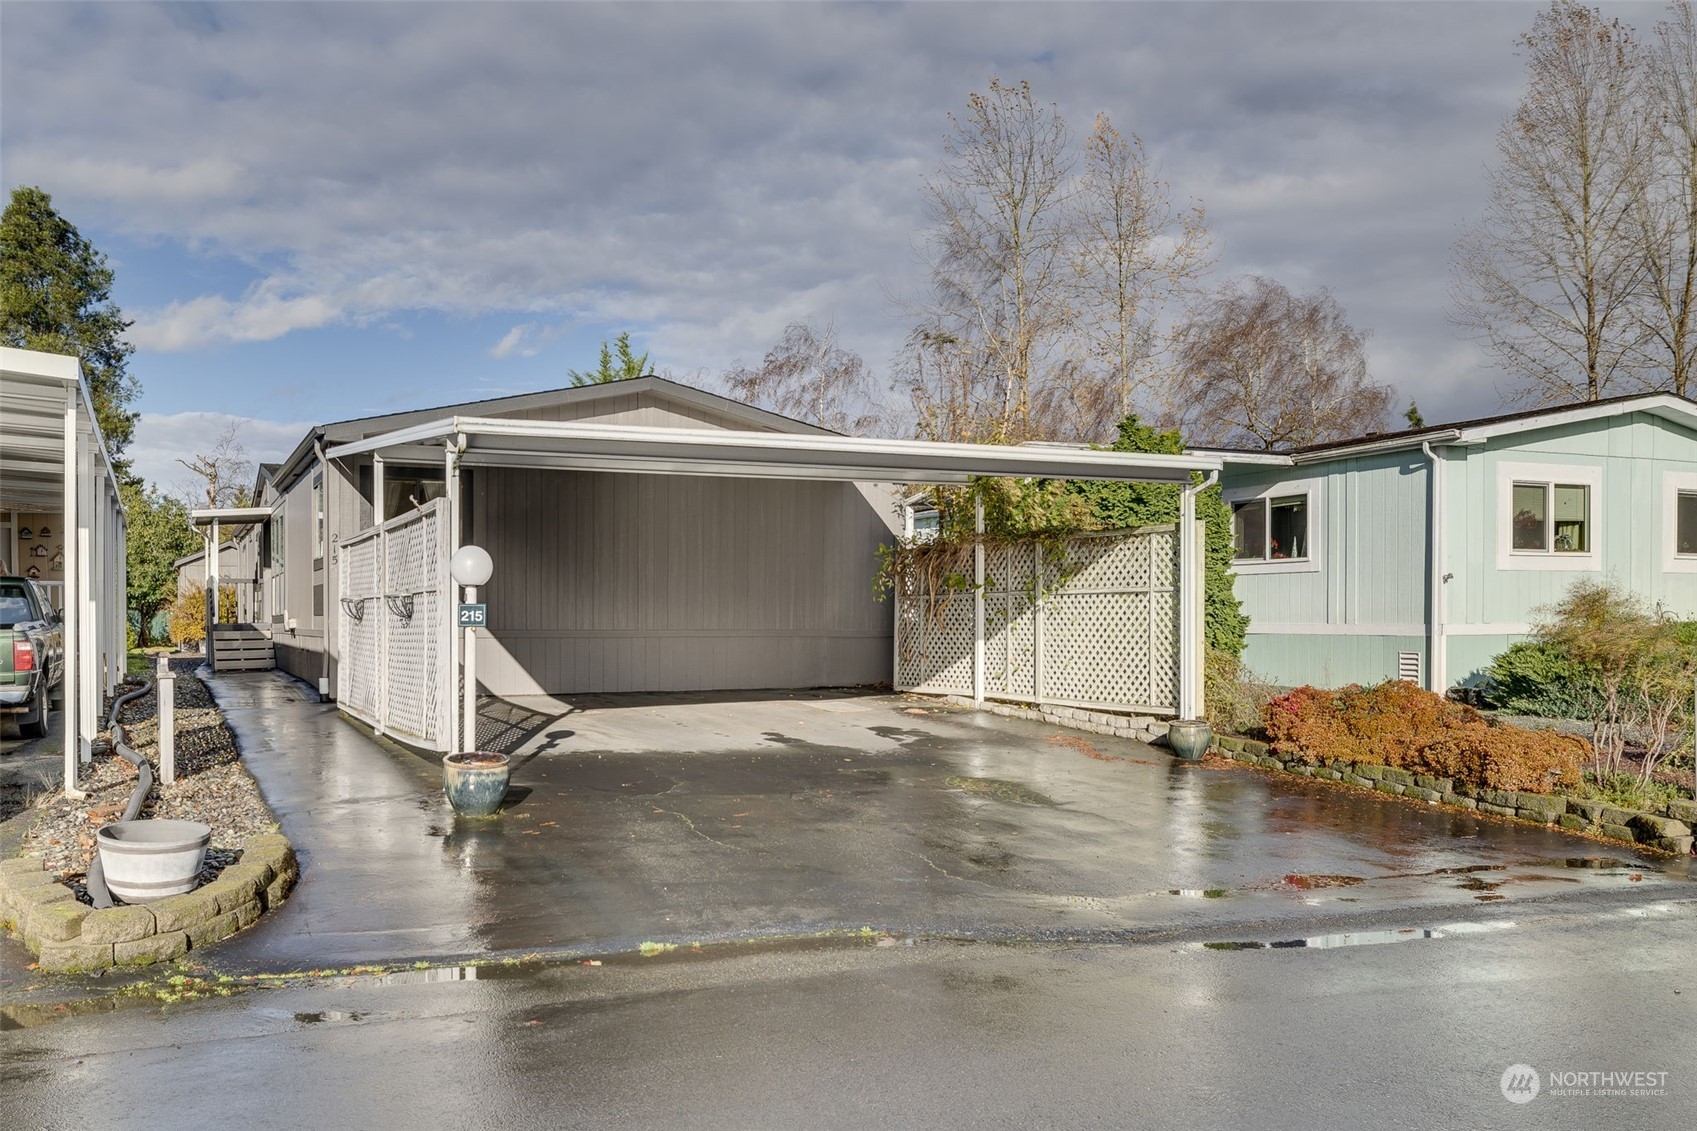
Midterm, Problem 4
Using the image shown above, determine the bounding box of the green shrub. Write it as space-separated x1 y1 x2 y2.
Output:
1484 640 1596 720
1264 680 1588 793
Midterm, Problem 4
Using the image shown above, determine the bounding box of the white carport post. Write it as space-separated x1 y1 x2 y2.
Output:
1177 473 1213 722
972 496 985 707
444 439 462 753
61 387 84 794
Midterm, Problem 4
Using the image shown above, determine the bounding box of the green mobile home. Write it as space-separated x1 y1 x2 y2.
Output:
1209 393 1697 693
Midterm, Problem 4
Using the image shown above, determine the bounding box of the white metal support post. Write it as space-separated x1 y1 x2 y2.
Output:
207 518 220 673
462 580 477 753
61 389 83 796
373 454 387 736
444 442 462 751
972 497 985 707
79 435 96 764
1178 476 1201 721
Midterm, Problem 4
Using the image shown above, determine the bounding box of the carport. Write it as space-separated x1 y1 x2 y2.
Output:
324 417 1222 751
0 347 128 794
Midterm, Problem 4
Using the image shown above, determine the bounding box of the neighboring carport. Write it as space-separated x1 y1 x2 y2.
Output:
0 347 128 795
325 417 1223 752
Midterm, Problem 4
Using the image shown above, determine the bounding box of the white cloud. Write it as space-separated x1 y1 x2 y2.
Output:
1 0 1644 420
131 286 342 351
130 412 316 499
488 323 538 359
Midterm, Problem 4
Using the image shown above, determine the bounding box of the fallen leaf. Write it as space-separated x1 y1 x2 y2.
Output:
539 821 557 828
580 960 602 967
524 1019 543 1026
732 812 750 818
1629 873 1643 881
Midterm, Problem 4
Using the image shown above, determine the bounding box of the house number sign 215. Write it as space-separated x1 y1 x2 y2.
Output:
457 604 487 628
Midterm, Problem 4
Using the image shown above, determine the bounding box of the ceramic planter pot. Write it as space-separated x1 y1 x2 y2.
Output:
1166 720 1213 762
443 751 511 816
96 819 212 902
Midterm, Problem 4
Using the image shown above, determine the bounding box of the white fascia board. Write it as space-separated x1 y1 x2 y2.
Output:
1198 450 1295 467
331 416 1221 483
1290 430 1462 464
189 507 275 526
1456 394 1697 442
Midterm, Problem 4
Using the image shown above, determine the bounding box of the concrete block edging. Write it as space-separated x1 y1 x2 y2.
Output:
0 835 299 974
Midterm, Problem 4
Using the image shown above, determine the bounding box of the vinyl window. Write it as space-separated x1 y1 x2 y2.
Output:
1232 494 1309 562
1510 481 1590 554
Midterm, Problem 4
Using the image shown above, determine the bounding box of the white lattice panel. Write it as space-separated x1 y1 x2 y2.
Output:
893 526 1184 714
337 501 448 749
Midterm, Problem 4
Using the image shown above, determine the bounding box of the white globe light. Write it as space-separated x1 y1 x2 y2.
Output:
449 544 494 587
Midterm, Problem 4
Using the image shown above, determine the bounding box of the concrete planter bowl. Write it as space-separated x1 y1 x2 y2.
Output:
1166 720 1213 762
443 751 512 817
95 819 212 903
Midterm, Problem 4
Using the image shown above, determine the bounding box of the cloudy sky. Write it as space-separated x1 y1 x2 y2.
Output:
1 1 1667 489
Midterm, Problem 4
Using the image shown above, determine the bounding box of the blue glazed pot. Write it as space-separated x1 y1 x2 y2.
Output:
1166 720 1213 762
443 752 511 816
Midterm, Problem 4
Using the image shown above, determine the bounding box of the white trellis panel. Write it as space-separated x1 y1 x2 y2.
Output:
895 525 1188 716
336 499 450 750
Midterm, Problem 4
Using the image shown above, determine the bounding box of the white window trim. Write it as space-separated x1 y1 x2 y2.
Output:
1664 469 1697 574
1223 479 1321 575
1494 460 1602 572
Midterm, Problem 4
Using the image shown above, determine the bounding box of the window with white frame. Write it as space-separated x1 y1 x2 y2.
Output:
1232 494 1309 562
312 474 325 562
1509 480 1590 553
1665 470 1697 572
1494 461 1601 571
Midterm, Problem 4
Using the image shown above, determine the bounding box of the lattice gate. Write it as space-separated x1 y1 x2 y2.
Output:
895 526 1187 716
336 500 451 750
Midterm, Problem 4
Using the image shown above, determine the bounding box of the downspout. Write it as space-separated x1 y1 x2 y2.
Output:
1420 442 1445 695
314 437 330 696
84 679 155 908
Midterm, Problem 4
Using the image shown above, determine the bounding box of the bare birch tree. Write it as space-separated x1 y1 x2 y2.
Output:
1453 1 1651 404
1171 276 1391 450
177 420 253 509
1049 114 1212 442
916 79 1074 442
1636 0 1697 395
724 320 877 434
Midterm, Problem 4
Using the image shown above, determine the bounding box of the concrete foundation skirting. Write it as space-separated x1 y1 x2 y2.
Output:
932 695 1170 745
1208 735 1696 856
0 835 299 973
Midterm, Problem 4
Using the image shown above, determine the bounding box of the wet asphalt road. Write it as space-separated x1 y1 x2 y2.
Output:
118 674 1691 974
3 901 1693 1129
3 675 1694 1127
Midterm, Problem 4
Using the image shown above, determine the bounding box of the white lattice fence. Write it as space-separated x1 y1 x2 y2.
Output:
895 526 1185 716
336 500 450 749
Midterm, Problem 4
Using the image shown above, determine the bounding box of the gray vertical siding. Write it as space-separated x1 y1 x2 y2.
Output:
470 468 898 695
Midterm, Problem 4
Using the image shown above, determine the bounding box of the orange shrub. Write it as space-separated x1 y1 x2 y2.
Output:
1264 680 1587 793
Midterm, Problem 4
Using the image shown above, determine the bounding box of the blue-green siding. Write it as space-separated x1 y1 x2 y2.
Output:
1223 409 1697 691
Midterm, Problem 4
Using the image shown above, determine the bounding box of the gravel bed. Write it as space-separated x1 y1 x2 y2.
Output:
20 658 280 901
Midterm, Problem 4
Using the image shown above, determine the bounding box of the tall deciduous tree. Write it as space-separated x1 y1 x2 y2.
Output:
0 186 140 458
178 420 254 512
724 320 876 434
568 331 649 386
121 480 198 648
1452 1 1651 404
1054 114 1212 442
914 79 1075 442
1171 276 1391 450
1637 0 1697 396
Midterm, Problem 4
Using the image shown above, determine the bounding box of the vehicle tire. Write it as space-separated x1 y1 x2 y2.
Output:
19 679 49 739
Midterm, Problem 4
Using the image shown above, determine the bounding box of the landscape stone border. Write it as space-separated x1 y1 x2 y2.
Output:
1209 734 1696 856
931 694 1168 743
0 833 297 973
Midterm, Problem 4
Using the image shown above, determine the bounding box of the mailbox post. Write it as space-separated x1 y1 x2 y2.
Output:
449 545 493 753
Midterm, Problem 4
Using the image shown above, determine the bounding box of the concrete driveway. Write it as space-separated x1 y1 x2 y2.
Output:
184 676 1690 973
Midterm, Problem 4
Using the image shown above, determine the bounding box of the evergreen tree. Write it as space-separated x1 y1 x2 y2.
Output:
0 186 139 459
568 331 649 386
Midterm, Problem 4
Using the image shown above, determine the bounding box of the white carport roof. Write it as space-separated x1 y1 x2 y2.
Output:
324 416 1222 483
0 347 121 511
0 347 128 797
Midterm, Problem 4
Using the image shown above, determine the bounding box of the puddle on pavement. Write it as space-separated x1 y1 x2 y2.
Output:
944 775 1058 807
294 1010 367 1024
1200 920 1517 952
1279 874 1365 890
1167 889 1231 899
559 763 678 795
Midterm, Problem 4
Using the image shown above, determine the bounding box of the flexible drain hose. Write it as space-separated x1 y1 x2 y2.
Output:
85 679 156 909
